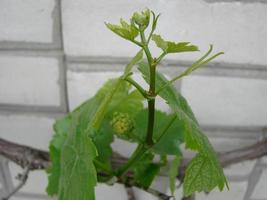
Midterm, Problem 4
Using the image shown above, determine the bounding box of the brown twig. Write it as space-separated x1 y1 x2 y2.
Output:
0 138 49 170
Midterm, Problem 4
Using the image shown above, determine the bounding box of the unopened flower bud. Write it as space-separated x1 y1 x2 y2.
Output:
110 112 134 135
132 8 150 30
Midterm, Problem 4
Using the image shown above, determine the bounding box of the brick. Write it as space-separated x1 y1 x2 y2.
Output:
196 181 247 200
62 0 267 65
251 168 267 199
0 113 54 151
181 76 267 126
133 187 157 200
0 55 61 106
0 0 55 43
95 184 127 200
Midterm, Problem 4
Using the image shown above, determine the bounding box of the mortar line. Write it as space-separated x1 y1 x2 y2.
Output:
67 55 267 70
58 0 70 113
0 104 66 118
66 56 267 79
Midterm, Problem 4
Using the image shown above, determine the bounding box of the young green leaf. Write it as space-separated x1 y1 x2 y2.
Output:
169 156 182 195
152 34 199 54
156 45 224 94
105 19 139 42
138 62 228 196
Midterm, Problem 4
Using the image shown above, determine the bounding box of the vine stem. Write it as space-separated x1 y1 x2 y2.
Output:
116 28 158 178
140 30 156 146
116 144 147 177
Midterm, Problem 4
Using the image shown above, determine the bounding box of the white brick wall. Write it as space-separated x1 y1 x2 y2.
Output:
0 0 267 199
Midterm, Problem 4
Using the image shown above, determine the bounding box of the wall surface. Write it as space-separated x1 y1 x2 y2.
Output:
0 0 267 199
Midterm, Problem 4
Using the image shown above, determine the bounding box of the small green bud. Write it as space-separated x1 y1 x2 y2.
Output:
132 8 150 30
110 112 134 135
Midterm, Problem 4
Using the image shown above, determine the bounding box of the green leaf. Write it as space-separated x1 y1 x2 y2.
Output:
47 79 131 196
132 152 160 188
183 153 224 196
93 125 113 166
169 156 182 195
46 117 69 196
152 34 198 54
138 62 228 196
134 109 184 155
105 19 139 41
58 117 98 200
153 114 184 156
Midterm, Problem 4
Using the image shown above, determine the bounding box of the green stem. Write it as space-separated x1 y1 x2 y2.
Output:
124 77 148 98
132 40 143 47
140 31 152 66
140 30 156 146
116 144 147 177
94 159 113 175
116 27 158 179
156 52 167 64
